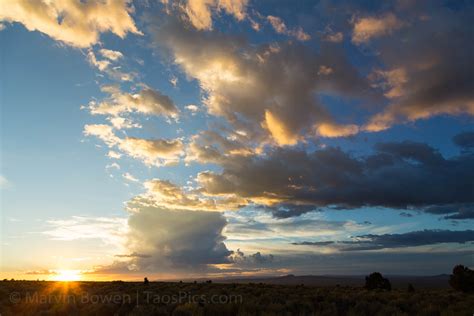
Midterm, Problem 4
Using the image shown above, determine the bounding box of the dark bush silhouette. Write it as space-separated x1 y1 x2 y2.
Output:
407 283 415 292
449 265 474 292
144 277 149 285
365 272 391 291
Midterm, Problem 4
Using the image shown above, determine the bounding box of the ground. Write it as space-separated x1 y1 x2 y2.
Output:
0 280 473 315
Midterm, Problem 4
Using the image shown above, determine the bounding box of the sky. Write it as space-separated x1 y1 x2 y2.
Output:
0 0 473 281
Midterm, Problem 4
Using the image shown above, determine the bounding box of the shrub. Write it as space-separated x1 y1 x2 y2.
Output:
365 272 391 291
449 264 474 292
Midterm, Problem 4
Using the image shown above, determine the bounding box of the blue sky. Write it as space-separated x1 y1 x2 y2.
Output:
1 0 473 280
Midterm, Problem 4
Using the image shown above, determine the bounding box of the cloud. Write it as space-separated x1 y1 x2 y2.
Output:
122 172 139 182
185 104 200 115
25 269 58 276
87 50 135 82
0 174 10 189
257 204 317 219
266 15 310 41
83 124 120 146
115 252 151 258
107 151 122 159
87 50 110 71
453 131 474 150
294 241 335 246
423 203 474 220
99 49 124 61
118 137 184 166
42 210 232 275
87 85 179 119
363 7 474 131
107 116 141 130
185 129 253 165
195 135 474 217
351 13 403 44
266 15 286 34
0 0 141 48
43 216 128 249
170 76 178 87
323 31 343 43
84 124 184 166
155 3 473 138
153 20 371 146
123 204 232 272
368 67 407 99
225 208 361 243
183 0 248 30
230 249 274 265
316 122 359 138
130 178 245 212
263 110 300 146
317 65 333 76
225 208 472 275
186 139 224 165
293 229 474 251
106 162 120 171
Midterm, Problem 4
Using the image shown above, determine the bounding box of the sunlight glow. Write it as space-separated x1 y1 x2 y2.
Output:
51 270 82 282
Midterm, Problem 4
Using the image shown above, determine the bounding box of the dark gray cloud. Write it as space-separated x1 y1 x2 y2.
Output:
198 136 474 218
453 131 474 150
257 203 318 218
293 229 474 251
364 2 474 131
423 203 474 220
231 249 275 266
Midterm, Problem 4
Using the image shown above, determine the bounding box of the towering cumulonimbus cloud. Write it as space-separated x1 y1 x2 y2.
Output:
123 203 233 272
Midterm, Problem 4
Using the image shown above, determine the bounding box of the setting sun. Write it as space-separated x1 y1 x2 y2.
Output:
51 270 82 282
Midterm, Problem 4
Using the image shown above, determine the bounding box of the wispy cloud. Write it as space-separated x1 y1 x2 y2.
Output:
293 229 474 251
43 216 128 250
0 174 10 189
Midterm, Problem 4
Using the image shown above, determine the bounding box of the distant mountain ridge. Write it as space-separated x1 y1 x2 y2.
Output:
204 274 451 289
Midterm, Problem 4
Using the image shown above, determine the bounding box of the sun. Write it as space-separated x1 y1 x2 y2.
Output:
51 269 82 282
